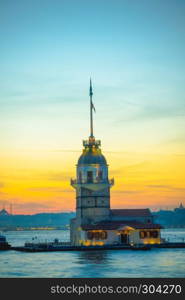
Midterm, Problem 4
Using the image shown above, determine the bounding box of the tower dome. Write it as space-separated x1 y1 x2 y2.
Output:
78 151 107 165
78 143 107 165
76 137 108 185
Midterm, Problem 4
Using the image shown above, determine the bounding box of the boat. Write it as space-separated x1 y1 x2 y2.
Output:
0 234 11 250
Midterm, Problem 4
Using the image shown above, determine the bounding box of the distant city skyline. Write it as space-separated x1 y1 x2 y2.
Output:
0 0 185 214
1 202 184 215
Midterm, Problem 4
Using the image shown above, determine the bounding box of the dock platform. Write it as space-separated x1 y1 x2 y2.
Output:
10 242 185 252
11 244 151 252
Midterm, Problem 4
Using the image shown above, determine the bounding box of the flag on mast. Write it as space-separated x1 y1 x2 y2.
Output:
90 78 96 112
89 78 93 96
91 100 96 112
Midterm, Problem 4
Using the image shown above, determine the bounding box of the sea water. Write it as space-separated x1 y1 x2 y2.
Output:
0 229 185 278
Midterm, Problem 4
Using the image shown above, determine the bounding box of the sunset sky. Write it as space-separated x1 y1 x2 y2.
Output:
0 0 185 214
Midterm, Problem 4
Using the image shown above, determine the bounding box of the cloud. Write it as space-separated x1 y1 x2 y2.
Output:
113 190 144 194
48 172 72 182
146 184 185 192
27 186 73 193
0 182 5 195
0 197 70 214
0 171 72 185
111 161 148 175
161 132 185 147
49 149 81 153
15 201 51 209
0 199 9 205
28 187 62 192
0 191 6 195
116 104 185 124
13 201 54 214
171 187 185 192
146 184 172 189
49 149 130 155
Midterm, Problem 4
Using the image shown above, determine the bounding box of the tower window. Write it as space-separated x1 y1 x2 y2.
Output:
150 231 158 238
98 170 103 180
140 231 147 239
87 231 107 240
87 171 93 183
139 231 158 239
79 171 82 182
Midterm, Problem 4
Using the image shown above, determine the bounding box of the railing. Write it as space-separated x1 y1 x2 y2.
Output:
109 178 114 186
71 178 77 185
71 178 114 186
25 240 71 248
83 140 101 147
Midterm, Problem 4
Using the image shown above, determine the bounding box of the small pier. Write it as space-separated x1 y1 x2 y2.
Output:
11 244 151 252
9 241 185 252
151 242 185 249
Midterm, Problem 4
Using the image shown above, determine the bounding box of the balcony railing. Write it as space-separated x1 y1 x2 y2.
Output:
71 178 114 186
83 140 101 147
71 178 77 185
109 178 114 186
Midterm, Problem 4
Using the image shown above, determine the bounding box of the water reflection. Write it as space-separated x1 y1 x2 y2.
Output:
78 250 108 264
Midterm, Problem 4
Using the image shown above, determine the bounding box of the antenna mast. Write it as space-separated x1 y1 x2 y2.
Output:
89 78 94 138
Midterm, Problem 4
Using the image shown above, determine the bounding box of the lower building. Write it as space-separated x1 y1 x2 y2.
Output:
71 209 161 246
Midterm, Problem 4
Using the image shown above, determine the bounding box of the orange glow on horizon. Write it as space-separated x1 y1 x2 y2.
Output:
0 146 185 215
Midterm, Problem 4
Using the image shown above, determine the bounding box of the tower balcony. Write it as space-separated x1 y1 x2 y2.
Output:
71 178 77 186
70 178 114 190
109 178 114 186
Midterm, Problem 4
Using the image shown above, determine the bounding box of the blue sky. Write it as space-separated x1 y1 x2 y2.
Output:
0 0 185 152
1 1 185 146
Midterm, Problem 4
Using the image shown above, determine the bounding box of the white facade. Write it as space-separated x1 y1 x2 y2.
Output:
75 227 161 247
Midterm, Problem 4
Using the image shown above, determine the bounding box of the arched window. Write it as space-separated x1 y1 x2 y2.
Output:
98 170 103 181
87 171 93 183
87 231 93 240
140 231 147 239
101 231 107 239
150 231 158 238
87 231 107 240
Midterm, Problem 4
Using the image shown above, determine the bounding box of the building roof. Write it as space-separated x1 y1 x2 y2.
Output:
81 220 162 231
78 154 107 165
111 209 152 217
78 140 107 166
78 151 107 165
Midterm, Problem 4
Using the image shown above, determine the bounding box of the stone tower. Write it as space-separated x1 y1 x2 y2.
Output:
70 80 114 245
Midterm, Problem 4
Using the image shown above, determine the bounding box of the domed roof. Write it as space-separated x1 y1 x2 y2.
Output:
78 148 107 165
